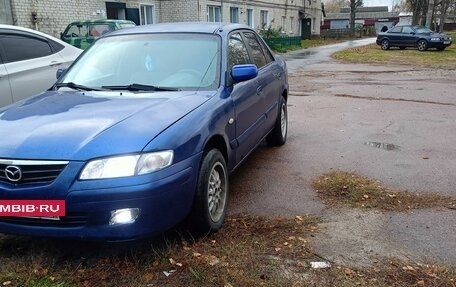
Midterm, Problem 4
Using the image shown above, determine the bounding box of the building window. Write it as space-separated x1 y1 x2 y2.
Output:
281 16 286 31
207 5 221 22
260 10 269 29
140 5 154 25
247 9 254 28
230 7 239 23
290 16 294 33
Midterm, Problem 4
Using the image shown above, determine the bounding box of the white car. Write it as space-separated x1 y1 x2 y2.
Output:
0 25 82 107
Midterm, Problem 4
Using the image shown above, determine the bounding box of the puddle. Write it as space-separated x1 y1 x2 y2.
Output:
364 141 399 151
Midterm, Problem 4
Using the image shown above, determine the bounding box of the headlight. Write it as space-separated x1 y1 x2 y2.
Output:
79 150 174 180
430 37 441 41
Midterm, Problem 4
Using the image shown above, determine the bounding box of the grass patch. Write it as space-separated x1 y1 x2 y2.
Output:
311 259 456 286
312 171 456 211
0 214 321 287
332 34 456 69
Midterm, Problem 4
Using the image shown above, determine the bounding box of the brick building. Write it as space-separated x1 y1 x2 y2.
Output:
1 0 322 38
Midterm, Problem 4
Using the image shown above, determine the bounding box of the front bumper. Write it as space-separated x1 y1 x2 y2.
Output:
0 153 201 240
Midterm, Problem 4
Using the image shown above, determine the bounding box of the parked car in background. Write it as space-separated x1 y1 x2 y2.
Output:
0 24 82 108
0 22 289 240
376 25 453 51
61 19 136 49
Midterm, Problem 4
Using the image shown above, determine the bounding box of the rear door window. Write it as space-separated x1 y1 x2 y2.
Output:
243 32 267 68
0 35 53 63
390 26 402 33
89 24 114 36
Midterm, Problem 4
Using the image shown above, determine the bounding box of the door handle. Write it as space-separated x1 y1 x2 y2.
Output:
256 86 263 95
49 61 62 67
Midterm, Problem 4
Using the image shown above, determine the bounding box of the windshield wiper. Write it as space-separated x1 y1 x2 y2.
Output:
54 82 104 91
101 83 180 92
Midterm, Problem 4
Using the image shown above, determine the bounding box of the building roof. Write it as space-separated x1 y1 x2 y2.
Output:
340 6 389 13
325 11 399 20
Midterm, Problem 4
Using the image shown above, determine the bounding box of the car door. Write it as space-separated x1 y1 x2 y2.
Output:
0 32 66 103
228 31 265 163
256 34 283 131
388 26 403 46
401 26 417 47
62 23 89 49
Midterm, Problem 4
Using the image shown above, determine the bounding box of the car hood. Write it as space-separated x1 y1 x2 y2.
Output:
0 90 214 160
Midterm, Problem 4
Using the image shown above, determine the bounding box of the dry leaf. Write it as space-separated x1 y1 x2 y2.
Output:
144 273 154 282
344 268 355 276
193 252 202 258
176 263 183 267
169 258 176 265
2 282 11 286
417 280 425 287
207 255 220 266
295 215 304 221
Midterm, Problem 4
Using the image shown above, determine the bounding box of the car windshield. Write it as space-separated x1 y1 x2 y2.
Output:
59 33 221 91
414 26 433 34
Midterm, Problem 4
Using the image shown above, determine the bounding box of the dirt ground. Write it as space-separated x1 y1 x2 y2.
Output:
229 61 456 267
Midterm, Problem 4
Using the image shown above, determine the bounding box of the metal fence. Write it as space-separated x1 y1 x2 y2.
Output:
264 36 301 50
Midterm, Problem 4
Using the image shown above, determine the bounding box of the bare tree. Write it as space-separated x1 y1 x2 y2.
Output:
437 0 451 32
410 0 428 24
425 0 435 27
323 0 350 13
350 0 363 36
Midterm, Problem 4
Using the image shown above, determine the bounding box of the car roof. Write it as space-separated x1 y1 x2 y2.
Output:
67 19 135 25
0 24 80 48
107 22 251 37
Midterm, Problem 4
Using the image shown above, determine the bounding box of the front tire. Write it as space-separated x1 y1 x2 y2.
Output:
381 39 390 50
267 96 288 146
417 40 428 51
189 149 228 234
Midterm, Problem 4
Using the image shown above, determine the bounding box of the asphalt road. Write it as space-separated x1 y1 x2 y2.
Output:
229 39 456 266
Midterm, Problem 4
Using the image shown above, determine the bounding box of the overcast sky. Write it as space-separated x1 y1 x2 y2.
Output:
362 0 395 10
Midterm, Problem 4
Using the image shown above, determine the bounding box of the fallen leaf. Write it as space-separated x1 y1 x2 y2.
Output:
295 215 304 221
144 273 154 282
422 157 429 160
275 247 281 252
2 282 11 286
417 280 425 287
283 242 289 246
402 265 415 271
363 195 369 199
207 255 220 266
169 258 176 265
176 263 183 267
344 268 355 276
193 252 202 258
224 283 234 287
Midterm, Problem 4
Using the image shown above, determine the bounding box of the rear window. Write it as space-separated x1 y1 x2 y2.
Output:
1 35 53 63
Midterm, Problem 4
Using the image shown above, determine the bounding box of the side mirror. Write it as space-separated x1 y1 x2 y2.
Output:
56 68 67 80
60 32 63 39
231 64 258 83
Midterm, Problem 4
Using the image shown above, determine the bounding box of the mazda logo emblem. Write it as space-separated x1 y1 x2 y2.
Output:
5 165 22 182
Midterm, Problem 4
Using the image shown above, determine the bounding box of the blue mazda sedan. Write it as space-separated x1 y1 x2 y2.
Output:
0 23 288 240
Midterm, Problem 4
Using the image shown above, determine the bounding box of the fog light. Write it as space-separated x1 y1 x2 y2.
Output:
109 208 140 225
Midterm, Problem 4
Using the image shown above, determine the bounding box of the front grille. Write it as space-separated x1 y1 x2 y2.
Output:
0 213 88 227
0 159 68 186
